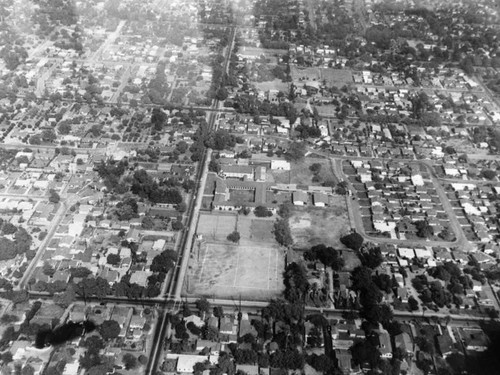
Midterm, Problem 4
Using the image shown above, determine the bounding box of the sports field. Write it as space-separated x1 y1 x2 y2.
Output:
197 212 237 242
187 243 284 300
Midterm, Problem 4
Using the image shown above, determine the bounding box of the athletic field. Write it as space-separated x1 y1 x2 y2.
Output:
186 243 284 300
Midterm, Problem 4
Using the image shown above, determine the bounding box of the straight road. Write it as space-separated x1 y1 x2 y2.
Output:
28 291 494 326
89 20 126 63
148 25 237 375
18 196 77 289
333 158 475 250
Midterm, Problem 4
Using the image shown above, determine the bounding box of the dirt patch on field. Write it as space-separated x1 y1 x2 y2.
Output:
186 243 285 300
271 159 339 186
289 200 350 250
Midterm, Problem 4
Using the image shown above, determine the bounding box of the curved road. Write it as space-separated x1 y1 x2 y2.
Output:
331 157 475 251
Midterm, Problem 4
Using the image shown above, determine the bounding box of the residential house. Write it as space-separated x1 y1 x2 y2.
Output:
378 331 393 359
293 191 308 206
313 192 328 207
394 332 413 357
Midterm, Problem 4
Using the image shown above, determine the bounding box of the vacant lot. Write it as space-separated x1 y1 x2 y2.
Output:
255 79 289 92
187 243 284 300
319 68 354 86
271 158 339 186
289 199 350 250
290 66 321 81
315 104 338 117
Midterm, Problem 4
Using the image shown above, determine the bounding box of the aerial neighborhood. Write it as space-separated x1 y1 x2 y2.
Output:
0 0 499 375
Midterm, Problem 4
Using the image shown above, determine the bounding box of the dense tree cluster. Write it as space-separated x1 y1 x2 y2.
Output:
340 232 364 251
415 220 434 238
283 262 310 304
150 249 177 274
273 219 293 247
131 170 183 205
412 274 453 308
0 225 33 261
95 159 128 192
254 206 273 217
304 244 344 271
358 245 383 269
114 197 139 221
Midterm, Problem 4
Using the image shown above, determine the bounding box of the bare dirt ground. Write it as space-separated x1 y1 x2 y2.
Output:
289 200 350 250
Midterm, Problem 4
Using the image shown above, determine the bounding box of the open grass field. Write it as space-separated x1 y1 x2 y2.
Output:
197 212 237 242
319 68 353 86
289 199 350 250
254 79 289 92
315 104 338 117
271 158 339 186
290 67 353 87
186 243 284 300
290 66 321 81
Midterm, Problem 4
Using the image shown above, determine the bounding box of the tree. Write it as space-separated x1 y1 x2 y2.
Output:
408 296 419 311
29 135 42 145
254 206 272 217
122 353 138 370
306 354 334 373
195 297 210 316
87 365 108 375
106 253 121 266
69 267 92 278
446 352 465 374
213 306 224 318
415 220 434 238
0 315 18 324
48 189 60 204
21 365 34 375
0 351 13 364
277 202 293 219
306 326 323 348
340 232 364 251
305 244 344 271
79 350 101 369
274 219 293 247
172 220 184 231
41 129 57 143
53 284 76 308
209 160 221 173
410 91 431 119
309 163 322 174
482 169 497 180
58 122 71 135
82 335 105 351
202 325 219 341
227 231 240 243
193 362 207 375
150 249 177 273
350 339 380 368
215 87 228 101
284 142 305 162
283 262 310 303
358 246 383 269
176 141 189 154
415 336 435 354
99 320 121 340
176 202 187 213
